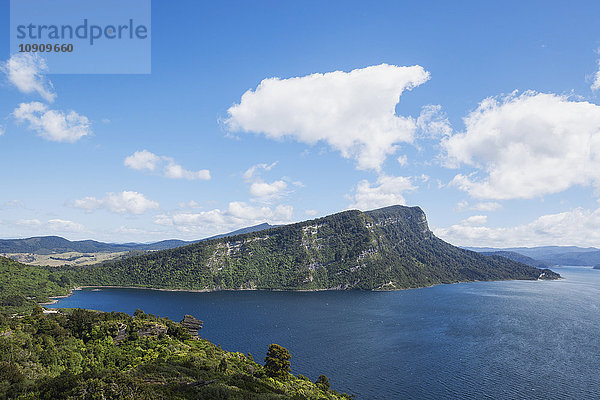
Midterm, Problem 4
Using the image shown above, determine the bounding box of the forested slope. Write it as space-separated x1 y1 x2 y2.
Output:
0 309 349 399
68 205 560 291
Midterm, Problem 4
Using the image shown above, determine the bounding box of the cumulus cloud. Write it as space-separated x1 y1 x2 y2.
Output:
74 191 159 214
249 180 287 197
47 219 84 233
1 54 56 102
242 161 291 199
348 174 416 210
124 149 161 171
226 64 430 170
443 91 600 199
456 201 502 212
434 207 600 247
13 102 91 142
416 104 452 138
155 201 294 234
178 200 200 209
124 150 211 180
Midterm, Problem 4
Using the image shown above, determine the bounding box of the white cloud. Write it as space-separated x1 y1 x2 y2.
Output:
592 59 600 91
74 191 159 214
0 125 5 136
443 91 600 199
305 209 318 216
242 161 291 200
124 149 161 171
416 104 452 138
243 162 278 181
164 163 210 180
397 155 408 166
155 201 294 234
455 201 502 212
178 200 200 209
462 215 488 226
1 54 56 102
434 207 600 247
226 64 430 171
249 180 287 197
13 102 91 142
472 202 502 211
16 219 41 226
47 219 84 233
124 150 211 181
348 174 416 210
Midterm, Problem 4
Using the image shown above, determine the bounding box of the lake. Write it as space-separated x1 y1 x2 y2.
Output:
54 266 600 399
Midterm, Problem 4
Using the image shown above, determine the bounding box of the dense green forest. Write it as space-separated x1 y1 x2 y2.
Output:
478 251 550 268
65 205 560 291
0 308 350 399
0 257 72 314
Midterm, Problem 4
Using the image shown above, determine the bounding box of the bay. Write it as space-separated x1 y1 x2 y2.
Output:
54 266 600 399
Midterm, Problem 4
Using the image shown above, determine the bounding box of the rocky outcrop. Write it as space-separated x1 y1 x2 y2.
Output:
180 314 203 337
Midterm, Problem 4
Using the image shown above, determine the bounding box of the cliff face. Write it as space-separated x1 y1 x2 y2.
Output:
74 205 560 291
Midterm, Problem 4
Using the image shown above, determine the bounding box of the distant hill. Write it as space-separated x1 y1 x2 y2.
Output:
203 222 276 241
468 246 600 267
68 205 560 291
0 223 276 255
478 251 550 268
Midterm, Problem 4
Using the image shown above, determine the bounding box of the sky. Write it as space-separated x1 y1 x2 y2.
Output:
2 0 600 247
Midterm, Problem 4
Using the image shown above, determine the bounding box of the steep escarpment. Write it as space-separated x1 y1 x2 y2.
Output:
68 205 560 290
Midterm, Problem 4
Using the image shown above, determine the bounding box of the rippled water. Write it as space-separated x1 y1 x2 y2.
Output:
54 266 600 399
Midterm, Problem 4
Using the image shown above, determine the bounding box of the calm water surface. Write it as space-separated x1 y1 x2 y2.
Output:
54 266 600 399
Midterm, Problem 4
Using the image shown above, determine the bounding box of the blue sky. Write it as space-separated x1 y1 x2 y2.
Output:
2 0 600 247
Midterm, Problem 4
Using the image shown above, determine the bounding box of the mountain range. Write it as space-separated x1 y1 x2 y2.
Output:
467 246 600 267
0 223 275 254
67 205 559 291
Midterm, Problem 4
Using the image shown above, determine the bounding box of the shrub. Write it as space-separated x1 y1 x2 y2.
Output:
263 344 291 379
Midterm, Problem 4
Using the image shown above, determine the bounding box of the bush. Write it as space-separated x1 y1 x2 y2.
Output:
316 374 330 390
263 344 291 379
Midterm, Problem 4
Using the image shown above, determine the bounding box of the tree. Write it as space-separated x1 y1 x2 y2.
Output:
316 374 330 390
218 358 228 372
264 343 291 379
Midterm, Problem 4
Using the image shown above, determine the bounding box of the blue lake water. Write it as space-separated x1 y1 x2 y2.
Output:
54 266 600 399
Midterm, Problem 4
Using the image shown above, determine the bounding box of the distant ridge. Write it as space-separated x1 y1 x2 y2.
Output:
478 251 550 268
69 205 560 291
468 246 600 267
0 223 276 255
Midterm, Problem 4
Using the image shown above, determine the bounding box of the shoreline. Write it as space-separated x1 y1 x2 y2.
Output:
39 286 83 305
41 275 561 307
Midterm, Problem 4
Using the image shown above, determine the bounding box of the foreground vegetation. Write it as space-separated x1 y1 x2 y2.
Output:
65 205 560 291
0 308 351 399
0 257 72 315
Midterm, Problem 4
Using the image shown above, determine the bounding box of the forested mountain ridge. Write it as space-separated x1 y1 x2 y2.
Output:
70 205 560 291
478 251 550 268
468 246 600 267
